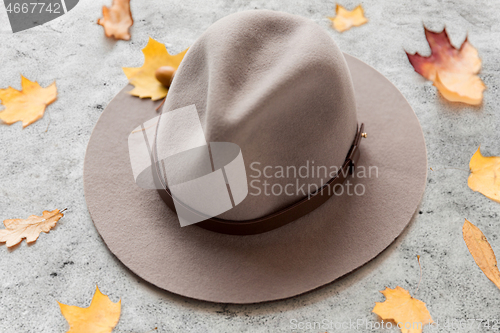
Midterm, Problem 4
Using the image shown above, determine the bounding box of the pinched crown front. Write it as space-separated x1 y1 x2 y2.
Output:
161 10 358 221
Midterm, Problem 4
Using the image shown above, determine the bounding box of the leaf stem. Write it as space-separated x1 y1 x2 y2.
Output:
40 208 68 222
415 255 422 296
429 167 469 173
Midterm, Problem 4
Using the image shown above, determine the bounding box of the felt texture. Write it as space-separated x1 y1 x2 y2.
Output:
83 10 427 303
162 10 358 220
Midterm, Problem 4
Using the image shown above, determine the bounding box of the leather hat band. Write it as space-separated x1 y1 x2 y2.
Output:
154 123 364 235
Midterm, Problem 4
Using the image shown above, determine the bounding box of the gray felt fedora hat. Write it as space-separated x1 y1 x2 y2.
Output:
83 10 427 303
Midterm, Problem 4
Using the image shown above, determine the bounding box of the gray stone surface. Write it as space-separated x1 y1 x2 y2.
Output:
1 0 500 332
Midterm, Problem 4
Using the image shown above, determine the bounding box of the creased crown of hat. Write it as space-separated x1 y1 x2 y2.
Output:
160 10 358 221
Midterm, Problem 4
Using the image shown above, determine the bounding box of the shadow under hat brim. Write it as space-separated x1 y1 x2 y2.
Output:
83 54 427 304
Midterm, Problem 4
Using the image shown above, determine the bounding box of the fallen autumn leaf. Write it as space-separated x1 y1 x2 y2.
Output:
328 4 368 32
122 37 188 101
0 75 57 128
58 285 121 333
0 209 66 248
373 286 433 333
468 147 500 203
463 219 500 289
406 27 485 105
97 0 134 41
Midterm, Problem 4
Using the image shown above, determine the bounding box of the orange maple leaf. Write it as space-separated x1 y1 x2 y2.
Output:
122 37 188 100
0 209 65 248
328 4 368 32
468 147 500 203
406 27 485 105
97 0 134 41
58 285 121 333
373 286 433 333
0 75 57 128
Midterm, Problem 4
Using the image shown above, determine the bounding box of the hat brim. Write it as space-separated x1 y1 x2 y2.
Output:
83 54 427 303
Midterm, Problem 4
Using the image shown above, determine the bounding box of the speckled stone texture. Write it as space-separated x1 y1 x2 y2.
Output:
0 0 499 332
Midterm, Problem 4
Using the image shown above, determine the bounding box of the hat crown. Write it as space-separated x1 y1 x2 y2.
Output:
162 10 357 221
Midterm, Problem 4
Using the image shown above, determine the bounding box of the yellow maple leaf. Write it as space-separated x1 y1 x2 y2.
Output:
97 0 134 41
59 285 121 333
407 28 485 105
328 4 368 32
0 75 57 128
463 219 500 289
468 147 500 203
122 37 188 101
373 286 433 333
0 209 65 248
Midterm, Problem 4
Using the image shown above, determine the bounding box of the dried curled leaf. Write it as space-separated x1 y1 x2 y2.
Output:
0 209 65 248
373 286 433 333
0 75 57 128
97 0 133 41
123 37 188 100
468 147 500 203
463 219 500 289
328 4 368 32
59 285 121 333
407 28 485 105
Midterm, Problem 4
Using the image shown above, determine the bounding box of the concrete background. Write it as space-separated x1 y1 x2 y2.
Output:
1 0 500 332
